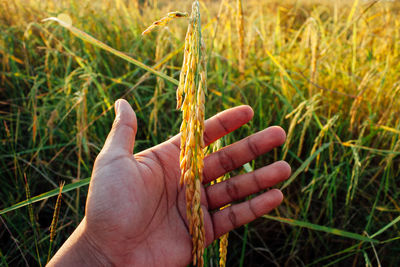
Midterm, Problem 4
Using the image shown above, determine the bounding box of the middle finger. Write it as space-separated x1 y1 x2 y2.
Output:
206 161 291 210
202 126 286 184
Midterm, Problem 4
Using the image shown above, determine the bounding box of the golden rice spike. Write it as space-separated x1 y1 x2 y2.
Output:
142 11 188 35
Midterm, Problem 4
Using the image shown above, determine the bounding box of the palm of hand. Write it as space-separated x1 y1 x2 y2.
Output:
87 140 200 266
83 100 290 266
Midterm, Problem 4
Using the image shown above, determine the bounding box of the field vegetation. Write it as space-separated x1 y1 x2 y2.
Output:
1 0 399 266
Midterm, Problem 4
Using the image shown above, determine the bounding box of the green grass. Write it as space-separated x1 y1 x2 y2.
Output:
1 0 400 266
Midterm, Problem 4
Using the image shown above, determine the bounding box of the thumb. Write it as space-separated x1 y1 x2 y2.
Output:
101 99 137 155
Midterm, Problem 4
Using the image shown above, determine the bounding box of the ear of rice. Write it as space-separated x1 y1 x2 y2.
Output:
142 11 188 35
211 140 230 267
177 1 206 266
47 182 65 263
236 0 245 76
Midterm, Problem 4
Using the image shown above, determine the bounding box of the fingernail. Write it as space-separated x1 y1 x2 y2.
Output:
115 100 121 115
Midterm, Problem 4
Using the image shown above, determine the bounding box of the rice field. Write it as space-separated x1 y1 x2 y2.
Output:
1 0 400 266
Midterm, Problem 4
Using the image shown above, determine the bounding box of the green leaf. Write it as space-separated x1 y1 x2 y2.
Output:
0 178 90 215
281 142 331 190
42 17 179 86
263 214 378 243
371 215 400 238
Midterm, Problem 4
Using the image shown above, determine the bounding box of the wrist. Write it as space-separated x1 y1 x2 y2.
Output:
48 218 113 267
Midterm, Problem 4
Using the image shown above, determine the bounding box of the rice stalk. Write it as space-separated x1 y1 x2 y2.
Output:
275 7 282 53
149 29 168 134
236 0 245 76
24 173 42 267
142 11 188 35
304 18 319 97
349 71 374 131
208 0 227 61
4 0 400 265
211 140 230 267
282 100 307 160
297 95 320 157
46 109 59 145
75 83 89 222
346 146 361 204
29 78 39 144
376 83 400 127
176 1 206 265
46 181 65 263
306 115 339 171
42 15 179 86
219 231 229 267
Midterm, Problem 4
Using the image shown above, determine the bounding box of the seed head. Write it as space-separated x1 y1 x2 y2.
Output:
177 1 206 266
142 11 188 35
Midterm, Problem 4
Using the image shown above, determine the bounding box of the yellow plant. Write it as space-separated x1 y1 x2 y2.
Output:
141 11 188 35
142 1 206 265
176 1 207 266
236 0 245 76
211 140 230 267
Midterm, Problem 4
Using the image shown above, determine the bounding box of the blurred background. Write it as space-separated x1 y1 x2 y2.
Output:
1 0 399 266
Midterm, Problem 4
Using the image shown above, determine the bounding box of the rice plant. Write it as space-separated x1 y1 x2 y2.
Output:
1 0 400 266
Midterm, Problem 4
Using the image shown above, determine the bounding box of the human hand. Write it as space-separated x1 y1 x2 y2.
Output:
48 99 291 267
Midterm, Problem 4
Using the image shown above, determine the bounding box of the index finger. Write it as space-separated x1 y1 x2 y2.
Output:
169 105 254 147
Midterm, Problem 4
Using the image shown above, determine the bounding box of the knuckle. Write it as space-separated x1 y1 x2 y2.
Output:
248 200 258 218
228 206 238 228
112 117 135 134
225 179 239 201
203 131 211 146
252 171 263 190
218 150 235 172
247 136 260 156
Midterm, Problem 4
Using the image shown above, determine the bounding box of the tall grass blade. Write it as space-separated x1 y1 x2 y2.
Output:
42 17 179 86
281 142 331 190
236 0 245 76
0 178 90 215
341 142 400 155
263 215 378 243
238 223 248 267
371 215 400 238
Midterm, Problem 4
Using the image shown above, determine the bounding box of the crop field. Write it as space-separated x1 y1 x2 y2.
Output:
1 0 399 266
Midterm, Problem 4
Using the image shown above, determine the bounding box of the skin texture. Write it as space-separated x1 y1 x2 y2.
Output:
48 99 291 267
